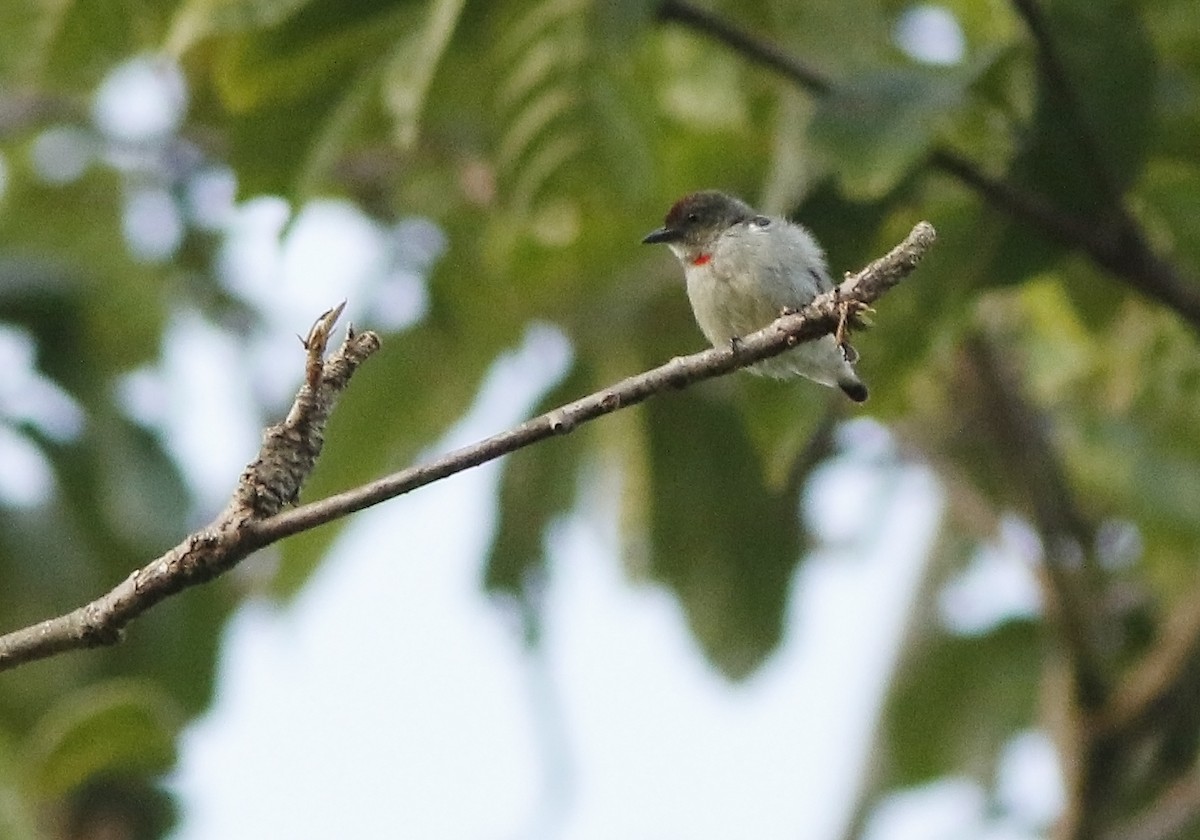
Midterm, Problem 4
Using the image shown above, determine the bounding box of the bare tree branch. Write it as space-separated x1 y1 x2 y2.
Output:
656 0 1200 331
0 222 936 673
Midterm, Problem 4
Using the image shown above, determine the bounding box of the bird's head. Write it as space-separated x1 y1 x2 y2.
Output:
642 191 754 264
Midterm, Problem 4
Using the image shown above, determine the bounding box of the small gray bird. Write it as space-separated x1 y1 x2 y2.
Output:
643 190 867 402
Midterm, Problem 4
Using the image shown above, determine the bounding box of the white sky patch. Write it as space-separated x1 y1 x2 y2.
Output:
863 732 1060 840
184 166 238 232
863 778 987 840
92 55 188 144
170 351 943 840
116 367 169 430
216 195 291 304
216 196 434 406
546 460 940 840
894 5 966 66
219 197 424 327
0 324 85 442
123 185 184 262
996 730 1064 830
0 323 82 509
0 425 54 508
938 514 1042 635
279 200 384 321
371 216 440 331
148 310 263 514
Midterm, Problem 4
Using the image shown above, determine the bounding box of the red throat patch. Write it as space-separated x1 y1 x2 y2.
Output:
691 253 712 266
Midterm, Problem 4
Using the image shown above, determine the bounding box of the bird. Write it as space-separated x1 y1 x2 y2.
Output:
642 190 867 402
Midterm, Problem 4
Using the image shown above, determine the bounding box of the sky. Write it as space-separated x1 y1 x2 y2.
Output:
164 329 947 840
154 308 1058 839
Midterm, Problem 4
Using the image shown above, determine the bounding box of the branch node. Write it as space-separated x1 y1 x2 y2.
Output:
548 409 575 433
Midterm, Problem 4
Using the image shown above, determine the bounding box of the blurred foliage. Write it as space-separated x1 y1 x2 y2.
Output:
1 0 1199 836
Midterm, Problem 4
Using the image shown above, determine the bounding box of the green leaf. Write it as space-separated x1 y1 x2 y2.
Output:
382 0 467 149
1010 0 1155 216
0 169 167 388
644 386 804 679
165 0 315 55
734 375 836 492
885 619 1042 785
1140 159 1200 275
0 0 71 85
0 727 38 840
1144 0 1200 165
23 680 181 796
767 0 891 74
811 67 972 200
1 0 176 90
195 0 420 196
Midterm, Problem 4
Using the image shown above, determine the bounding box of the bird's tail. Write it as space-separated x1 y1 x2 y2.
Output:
838 375 869 403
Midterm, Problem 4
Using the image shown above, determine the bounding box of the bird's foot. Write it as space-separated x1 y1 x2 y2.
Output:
834 295 874 348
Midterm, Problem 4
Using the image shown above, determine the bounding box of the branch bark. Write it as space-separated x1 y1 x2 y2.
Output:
0 222 936 673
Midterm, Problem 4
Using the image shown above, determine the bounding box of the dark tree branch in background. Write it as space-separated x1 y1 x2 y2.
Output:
963 335 1200 840
1099 588 1200 777
656 0 1200 331
0 223 936 673
932 148 1200 328
966 334 1108 701
1087 615 1200 840
965 334 1113 840
657 0 832 95
0 92 80 138
1000 0 1200 331
1102 774 1200 840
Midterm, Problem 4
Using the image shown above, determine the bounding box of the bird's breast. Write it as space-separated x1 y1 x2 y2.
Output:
684 259 784 346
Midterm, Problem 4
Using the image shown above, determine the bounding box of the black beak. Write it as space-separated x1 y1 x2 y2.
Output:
642 227 681 245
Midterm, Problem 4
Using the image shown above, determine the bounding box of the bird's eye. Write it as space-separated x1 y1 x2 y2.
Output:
753 215 770 227
686 212 699 222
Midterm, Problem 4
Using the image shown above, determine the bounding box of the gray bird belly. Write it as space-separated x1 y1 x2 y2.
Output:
685 269 850 387
686 271 784 344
